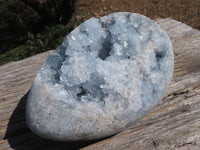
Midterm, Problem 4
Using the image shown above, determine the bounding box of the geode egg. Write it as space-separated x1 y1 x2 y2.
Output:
26 12 174 141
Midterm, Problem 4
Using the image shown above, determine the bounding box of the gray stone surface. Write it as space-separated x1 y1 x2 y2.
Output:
26 12 174 141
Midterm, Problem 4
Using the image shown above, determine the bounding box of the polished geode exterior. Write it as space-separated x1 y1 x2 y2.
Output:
26 12 174 141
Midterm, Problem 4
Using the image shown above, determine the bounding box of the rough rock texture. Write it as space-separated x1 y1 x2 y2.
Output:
1 18 200 150
26 12 174 141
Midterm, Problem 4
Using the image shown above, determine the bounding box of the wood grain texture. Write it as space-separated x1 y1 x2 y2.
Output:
0 18 200 150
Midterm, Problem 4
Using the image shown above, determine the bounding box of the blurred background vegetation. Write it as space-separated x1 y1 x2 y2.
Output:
0 0 200 65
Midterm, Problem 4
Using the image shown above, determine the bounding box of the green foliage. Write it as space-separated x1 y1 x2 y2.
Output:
0 24 66 64
20 0 74 24
0 0 74 54
0 0 39 53
0 9 90 65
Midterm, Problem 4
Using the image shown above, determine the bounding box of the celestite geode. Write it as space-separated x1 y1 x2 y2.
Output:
26 12 174 141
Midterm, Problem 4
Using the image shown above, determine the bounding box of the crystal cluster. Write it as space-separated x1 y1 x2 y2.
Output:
26 12 174 141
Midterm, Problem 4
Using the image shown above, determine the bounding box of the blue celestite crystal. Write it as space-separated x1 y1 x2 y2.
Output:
26 12 174 141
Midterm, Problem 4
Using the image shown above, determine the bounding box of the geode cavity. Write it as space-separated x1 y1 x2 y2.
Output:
26 12 174 141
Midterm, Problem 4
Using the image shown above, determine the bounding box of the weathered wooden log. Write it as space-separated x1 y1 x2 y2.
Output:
0 18 200 150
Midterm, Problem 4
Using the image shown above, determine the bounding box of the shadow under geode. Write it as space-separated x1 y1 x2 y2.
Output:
5 91 112 150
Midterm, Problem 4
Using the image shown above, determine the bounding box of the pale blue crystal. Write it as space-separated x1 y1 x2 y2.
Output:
26 12 174 141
